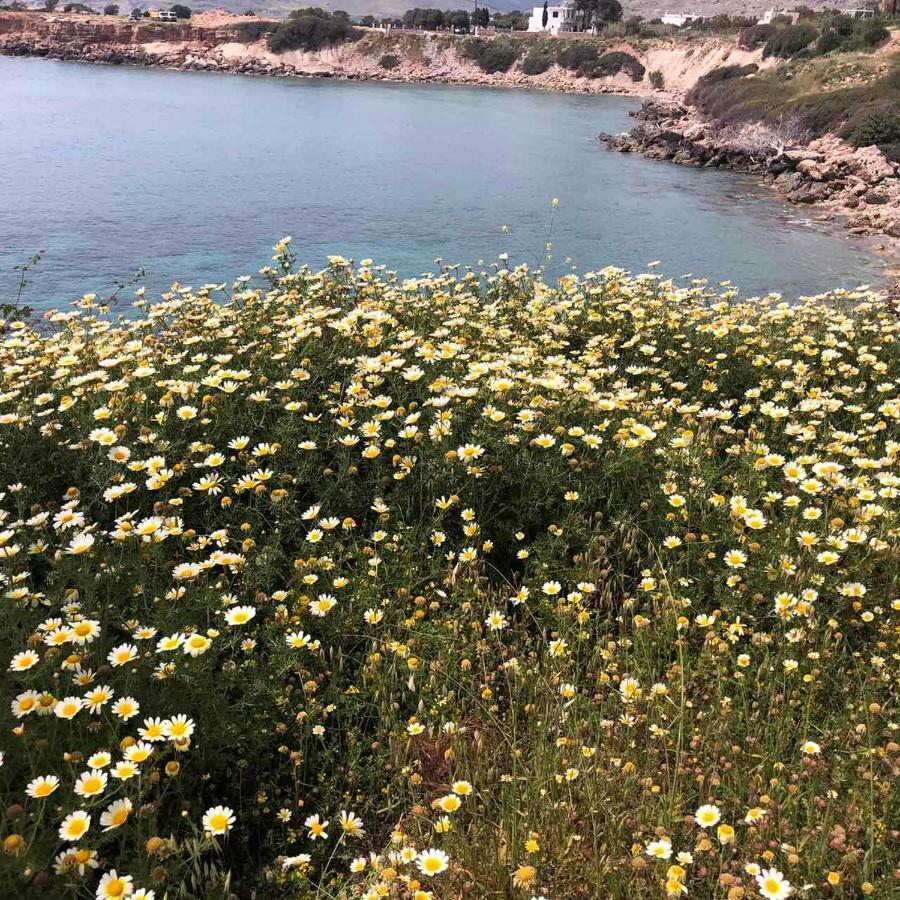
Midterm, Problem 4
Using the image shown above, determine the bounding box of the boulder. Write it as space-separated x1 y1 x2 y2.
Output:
773 172 802 194
847 146 896 186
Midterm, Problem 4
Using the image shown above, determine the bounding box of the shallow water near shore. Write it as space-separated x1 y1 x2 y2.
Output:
0 54 888 307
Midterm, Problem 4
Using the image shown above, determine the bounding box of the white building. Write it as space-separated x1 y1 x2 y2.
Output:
758 8 800 24
527 1 580 35
661 13 703 26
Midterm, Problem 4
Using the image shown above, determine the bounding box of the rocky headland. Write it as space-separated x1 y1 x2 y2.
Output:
601 99 900 250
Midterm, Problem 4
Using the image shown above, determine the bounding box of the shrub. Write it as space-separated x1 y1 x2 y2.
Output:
170 3 190 18
817 14 888 54
844 17 889 51
815 28 843 54
648 69 664 89
226 19 277 41
103 2 118 13
738 23 776 50
762 24 818 59
521 47 551 76
466 39 519 74
594 51 645 81
847 107 900 148
266 10 357 53
695 63 758 88
557 42 598 71
380 52 400 70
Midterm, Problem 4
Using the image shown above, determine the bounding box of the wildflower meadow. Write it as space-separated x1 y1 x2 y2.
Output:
0 242 897 899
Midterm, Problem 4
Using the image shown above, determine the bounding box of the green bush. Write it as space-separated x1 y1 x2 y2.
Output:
557 42 598 71
380 53 400 70
762 24 818 59
695 63 759 87
521 47 551 76
266 10 356 53
466 39 519 74
817 15 889 54
594 51 645 81
738 23 776 50
844 18 889 51
847 107 900 148
226 19 277 42
649 69 664 89
815 28 843 54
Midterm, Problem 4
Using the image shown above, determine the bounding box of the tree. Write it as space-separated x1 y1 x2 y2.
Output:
104 2 119 11
573 0 597 30
43 0 58 10
170 3 191 17
596 0 622 26
446 9 470 28
541 0 548 28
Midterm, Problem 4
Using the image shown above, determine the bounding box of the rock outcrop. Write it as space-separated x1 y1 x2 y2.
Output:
601 100 900 243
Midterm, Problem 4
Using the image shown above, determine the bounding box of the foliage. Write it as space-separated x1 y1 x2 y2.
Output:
522 47 552 76
694 63 759 88
492 10 528 30
170 3 190 18
689 56 900 141
848 107 900 148
762 24 819 59
738 23 776 50
266 9 356 54
402 7 447 30
103 2 118 13
0 246 897 899
648 68 664 89
225 19 277 42
817 14 888 54
573 0 622 30
594 50 645 80
465 38 519 73
379 52 400 70
557 41 598 71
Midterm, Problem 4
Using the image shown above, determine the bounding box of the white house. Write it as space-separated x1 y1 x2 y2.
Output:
661 13 703 26
527 1 580 35
758 8 800 24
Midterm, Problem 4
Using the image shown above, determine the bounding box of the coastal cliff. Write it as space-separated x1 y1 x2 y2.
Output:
0 11 763 93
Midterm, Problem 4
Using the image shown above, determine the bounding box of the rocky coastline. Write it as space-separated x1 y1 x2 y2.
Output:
601 100 900 250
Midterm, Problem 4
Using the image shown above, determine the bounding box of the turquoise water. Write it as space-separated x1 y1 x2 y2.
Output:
0 54 888 307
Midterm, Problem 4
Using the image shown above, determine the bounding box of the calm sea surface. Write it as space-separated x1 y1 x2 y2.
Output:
0 54 888 307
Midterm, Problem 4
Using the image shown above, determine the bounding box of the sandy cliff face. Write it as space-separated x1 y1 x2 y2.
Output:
0 12 764 96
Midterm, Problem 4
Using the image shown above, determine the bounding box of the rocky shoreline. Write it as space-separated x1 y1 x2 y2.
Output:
0 35 660 93
2 37 303 78
601 101 900 249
